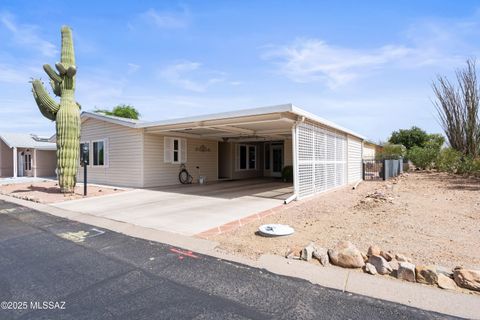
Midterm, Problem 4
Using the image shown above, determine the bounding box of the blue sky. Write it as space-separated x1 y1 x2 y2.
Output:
1 1 480 141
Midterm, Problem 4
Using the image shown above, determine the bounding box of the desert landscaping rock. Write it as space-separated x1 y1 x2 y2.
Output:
395 253 411 263
436 266 453 278
361 252 368 263
453 267 480 292
312 247 329 266
368 255 393 275
364 262 378 275
437 274 457 290
367 245 381 257
327 241 365 268
380 250 394 262
416 265 438 285
397 262 416 282
301 243 316 261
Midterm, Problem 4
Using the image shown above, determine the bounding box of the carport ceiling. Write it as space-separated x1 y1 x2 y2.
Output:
144 112 296 141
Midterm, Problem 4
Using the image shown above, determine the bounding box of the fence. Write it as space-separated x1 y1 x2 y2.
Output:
362 158 403 181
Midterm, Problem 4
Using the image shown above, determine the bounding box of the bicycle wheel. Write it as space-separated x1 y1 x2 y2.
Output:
179 170 190 184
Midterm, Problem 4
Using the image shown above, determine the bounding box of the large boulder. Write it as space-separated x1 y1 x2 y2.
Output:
328 241 365 268
397 262 415 282
416 265 438 285
368 255 393 275
453 267 480 292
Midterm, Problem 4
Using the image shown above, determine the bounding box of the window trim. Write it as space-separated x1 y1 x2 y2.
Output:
92 139 106 167
237 144 257 171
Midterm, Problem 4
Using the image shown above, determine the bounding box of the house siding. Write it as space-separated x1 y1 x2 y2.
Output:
143 133 218 187
0 140 13 177
78 118 143 187
35 150 57 177
347 135 363 183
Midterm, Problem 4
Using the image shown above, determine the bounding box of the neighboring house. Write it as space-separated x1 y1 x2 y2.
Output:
363 141 383 160
0 133 57 178
79 104 368 199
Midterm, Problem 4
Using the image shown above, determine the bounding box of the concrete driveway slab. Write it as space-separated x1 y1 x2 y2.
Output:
52 180 290 236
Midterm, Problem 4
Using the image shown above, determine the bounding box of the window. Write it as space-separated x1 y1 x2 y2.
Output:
93 140 104 166
173 139 179 163
164 137 187 164
238 144 256 170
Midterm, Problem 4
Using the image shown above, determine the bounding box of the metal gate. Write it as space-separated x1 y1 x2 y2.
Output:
296 122 347 198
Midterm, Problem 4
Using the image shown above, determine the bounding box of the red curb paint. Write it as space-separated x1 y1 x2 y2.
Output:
170 248 199 259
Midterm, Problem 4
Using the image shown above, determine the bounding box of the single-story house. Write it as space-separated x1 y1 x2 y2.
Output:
0 133 57 178
78 104 368 200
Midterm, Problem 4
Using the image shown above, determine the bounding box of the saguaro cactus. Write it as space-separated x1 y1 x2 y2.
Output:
31 26 80 193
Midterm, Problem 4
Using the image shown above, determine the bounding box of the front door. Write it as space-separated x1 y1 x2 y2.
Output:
271 145 283 177
23 152 33 177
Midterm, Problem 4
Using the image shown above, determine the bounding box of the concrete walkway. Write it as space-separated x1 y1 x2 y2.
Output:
52 179 291 236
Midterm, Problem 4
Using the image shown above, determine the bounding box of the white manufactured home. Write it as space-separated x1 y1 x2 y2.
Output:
78 104 366 199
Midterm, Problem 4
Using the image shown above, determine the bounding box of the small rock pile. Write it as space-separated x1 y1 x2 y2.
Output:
355 188 395 209
287 241 480 293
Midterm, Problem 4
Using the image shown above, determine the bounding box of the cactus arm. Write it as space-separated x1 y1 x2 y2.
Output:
50 79 61 96
43 64 62 83
31 79 60 120
60 26 75 66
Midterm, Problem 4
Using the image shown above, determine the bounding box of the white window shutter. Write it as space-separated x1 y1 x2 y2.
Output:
104 138 109 168
180 138 187 163
164 137 173 163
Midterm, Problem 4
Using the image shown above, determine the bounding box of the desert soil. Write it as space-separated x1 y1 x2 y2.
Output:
0 180 123 204
211 172 480 269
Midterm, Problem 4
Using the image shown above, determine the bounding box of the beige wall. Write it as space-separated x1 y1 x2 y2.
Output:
78 118 144 187
0 140 13 177
35 150 57 177
143 133 218 187
218 142 232 179
363 143 376 159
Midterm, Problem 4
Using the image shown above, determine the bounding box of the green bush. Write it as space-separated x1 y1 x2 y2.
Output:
407 146 439 169
436 148 462 173
281 165 293 182
456 156 480 175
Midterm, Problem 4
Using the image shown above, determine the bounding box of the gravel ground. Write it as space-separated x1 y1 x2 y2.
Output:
0 180 123 203
212 172 480 270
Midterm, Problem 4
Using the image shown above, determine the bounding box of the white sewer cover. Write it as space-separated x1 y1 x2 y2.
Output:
258 224 294 237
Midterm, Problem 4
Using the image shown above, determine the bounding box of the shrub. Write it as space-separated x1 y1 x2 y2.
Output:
436 148 462 173
281 165 293 182
407 146 439 169
377 143 406 160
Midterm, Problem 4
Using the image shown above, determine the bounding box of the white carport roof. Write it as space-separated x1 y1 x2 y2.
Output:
0 133 56 150
81 104 366 141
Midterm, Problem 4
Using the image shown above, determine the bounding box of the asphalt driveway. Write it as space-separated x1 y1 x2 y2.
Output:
52 179 293 236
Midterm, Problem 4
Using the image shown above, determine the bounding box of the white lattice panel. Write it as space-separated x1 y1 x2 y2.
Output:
296 122 347 198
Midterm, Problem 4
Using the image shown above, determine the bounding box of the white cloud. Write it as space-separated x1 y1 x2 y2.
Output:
0 12 57 57
159 61 225 92
127 63 140 74
263 38 417 88
141 8 189 29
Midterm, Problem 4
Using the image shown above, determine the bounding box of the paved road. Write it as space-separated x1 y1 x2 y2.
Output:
0 200 455 320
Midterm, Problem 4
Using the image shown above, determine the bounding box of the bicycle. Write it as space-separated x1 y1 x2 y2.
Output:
178 163 193 184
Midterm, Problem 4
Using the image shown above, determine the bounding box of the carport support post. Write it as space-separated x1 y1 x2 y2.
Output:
291 123 299 199
33 149 37 178
13 147 17 178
